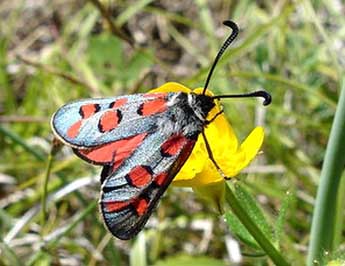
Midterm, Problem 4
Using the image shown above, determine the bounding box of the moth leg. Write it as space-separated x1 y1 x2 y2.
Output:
201 131 229 180
206 109 224 124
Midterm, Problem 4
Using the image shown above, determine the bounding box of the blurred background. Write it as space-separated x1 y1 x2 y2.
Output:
0 0 344 265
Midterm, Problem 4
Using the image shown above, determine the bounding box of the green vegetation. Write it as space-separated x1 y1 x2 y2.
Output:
1 1 344 265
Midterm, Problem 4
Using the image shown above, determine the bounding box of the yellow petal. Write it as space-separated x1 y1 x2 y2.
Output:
217 127 264 178
238 126 264 170
174 126 264 186
204 110 239 153
149 82 191 93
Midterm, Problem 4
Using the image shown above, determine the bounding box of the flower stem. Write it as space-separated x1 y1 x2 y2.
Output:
224 183 290 266
307 78 345 265
41 139 63 232
40 151 53 230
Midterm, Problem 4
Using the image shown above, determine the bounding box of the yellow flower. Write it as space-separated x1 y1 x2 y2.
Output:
150 82 264 212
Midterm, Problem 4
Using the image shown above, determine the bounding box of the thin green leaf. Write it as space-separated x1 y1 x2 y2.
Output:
274 190 294 248
225 211 260 249
233 183 274 242
225 183 290 266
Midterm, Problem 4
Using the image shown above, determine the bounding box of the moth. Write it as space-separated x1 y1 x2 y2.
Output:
51 21 271 240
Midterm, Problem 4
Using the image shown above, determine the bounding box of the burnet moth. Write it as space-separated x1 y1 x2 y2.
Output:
51 21 271 240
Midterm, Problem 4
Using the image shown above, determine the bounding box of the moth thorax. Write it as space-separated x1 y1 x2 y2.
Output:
188 93 216 121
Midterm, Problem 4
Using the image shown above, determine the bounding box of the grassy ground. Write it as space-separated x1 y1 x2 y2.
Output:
1 1 344 265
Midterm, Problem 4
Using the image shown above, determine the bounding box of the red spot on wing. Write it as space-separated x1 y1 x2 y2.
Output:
105 201 131 212
98 110 122 132
110 98 128 108
127 165 153 187
67 104 100 139
138 98 167 116
110 133 147 170
132 198 149 216
154 172 168 186
77 133 147 164
104 197 149 216
80 104 100 119
160 134 188 157
67 120 82 139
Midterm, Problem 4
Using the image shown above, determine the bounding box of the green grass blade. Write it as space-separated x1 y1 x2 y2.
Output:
0 125 45 161
333 173 345 248
45 201 97 247
302 1 341 80
307 77 345 265
115 0 154 27
40 148 55 232
130 233 147 266
0 240 22 266
195 0 217 54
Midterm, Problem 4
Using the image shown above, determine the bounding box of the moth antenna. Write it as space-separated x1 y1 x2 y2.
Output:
213 90 272 106
202 20 239 95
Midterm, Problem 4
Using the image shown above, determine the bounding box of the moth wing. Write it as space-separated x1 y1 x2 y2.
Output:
51 93 172 148
100 130 197 240
72 132 148 166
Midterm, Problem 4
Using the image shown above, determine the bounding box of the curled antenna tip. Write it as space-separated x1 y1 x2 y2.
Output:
260 91 272 106
223 20 239 31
